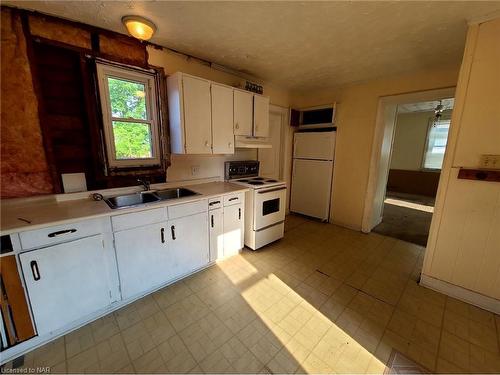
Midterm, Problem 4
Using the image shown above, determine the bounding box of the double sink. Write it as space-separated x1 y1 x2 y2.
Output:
105 188 199 209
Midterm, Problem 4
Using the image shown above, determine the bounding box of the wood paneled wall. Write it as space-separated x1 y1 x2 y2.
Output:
387 169 440 197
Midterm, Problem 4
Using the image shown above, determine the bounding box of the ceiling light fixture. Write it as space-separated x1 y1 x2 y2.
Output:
122 15 156 41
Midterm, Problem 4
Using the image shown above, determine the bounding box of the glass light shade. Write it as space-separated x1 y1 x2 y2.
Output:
122 16 156 41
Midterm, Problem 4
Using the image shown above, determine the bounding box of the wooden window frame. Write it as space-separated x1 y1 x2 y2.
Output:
96 63 161 168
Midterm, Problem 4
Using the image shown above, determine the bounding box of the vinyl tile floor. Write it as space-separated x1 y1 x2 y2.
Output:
2 214 500 374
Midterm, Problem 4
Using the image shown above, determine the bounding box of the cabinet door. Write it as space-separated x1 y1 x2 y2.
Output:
114 222 172 300
211 84 234 154
223 204 244 257
253 95 270 137
19 235 112 335
233 90 253 136
168 212 209 279
183 75 212 154
209 208 224 262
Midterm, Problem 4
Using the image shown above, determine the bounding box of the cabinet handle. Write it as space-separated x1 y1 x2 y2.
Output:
228 142 232 147
161 228 165 243
30 261 40 281
209 200 220 206
171 225 176 240
47 229 76 238
235 123 239 129
228 197 238 202
205 141 209 147
211 215 214 228
238 208 241 220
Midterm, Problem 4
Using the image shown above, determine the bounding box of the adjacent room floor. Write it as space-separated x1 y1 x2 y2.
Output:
3 215 499 374
372 192 435 246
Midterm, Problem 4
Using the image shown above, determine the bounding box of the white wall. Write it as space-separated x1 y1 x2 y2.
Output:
422 18 500 308
390 110 452 171
147 46 291 183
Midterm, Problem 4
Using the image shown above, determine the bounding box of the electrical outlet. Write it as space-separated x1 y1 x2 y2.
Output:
191 165 200 176
479 154 500 169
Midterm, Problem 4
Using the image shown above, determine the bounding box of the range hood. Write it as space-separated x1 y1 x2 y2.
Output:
235 136 272 149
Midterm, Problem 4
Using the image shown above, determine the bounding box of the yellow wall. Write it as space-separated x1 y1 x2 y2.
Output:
291 66 460 229
147 46 292 182
422 18 500 303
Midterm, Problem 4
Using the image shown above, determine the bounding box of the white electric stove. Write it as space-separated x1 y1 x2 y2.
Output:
225 161 287 250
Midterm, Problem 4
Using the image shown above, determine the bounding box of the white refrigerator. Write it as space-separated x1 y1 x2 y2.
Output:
290 131 336 221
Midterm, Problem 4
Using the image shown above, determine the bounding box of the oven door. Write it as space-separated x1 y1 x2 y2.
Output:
253 186 287 230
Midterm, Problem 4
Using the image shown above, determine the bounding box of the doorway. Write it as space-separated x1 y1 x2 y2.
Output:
362 88 456 247
373 98 454 245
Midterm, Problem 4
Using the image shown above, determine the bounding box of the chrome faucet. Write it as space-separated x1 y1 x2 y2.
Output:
137 178 151 192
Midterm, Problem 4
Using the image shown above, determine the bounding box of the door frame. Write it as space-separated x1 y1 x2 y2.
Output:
361 87 456 233
259 104 293 212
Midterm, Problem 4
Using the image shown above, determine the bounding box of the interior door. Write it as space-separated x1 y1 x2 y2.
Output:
290 159 333 220
211 84 234 154
114 222 171 300
223 204 244 257
168 213 209 279
258 111 283 179
209 208 224 262
253 95 270 137
234 90 253 136
19 235 111 335
183 75 212 154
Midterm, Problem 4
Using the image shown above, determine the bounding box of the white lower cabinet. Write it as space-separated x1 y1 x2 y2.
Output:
223 203 244 258
114 222 172 300
209 207 224 262
168 212 209 279
19 235 113 336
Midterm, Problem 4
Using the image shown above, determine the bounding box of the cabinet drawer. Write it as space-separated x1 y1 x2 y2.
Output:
112 207 167 232
208 196 222 211
168 199 208 219
224 193 244 207
19 218 109 250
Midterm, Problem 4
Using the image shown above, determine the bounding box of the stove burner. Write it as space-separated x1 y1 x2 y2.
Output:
252 177 265 180
238 179 251 182
248 181 265 185
266 179 278 183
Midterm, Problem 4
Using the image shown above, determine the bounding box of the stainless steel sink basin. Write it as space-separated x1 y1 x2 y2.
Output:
104 188 199 209
155 188 199 200
105 192 160 209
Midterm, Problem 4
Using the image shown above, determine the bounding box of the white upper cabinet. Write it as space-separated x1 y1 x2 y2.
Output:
168 72 270 154
253 95 270 137
234 89 270 138
167 73 212 154
211 83 234 154
182 76 212 154
233 90 254 136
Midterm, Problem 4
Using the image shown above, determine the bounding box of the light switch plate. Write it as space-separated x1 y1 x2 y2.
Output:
61 173 87 193
479 154 500 169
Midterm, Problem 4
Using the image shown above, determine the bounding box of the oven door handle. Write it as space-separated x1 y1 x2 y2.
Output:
257 186 287 194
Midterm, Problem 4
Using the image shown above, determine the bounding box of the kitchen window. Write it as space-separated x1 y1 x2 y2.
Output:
422 119 450 170
96 63 161 168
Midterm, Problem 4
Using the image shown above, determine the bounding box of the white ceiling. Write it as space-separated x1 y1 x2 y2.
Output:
5 1 500 91
398 98 455 113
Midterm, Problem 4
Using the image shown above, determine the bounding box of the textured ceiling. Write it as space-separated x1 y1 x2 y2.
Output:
5 1 500 91
398 98 455 113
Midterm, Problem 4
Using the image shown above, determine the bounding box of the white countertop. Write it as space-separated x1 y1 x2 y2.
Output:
0 182 248 235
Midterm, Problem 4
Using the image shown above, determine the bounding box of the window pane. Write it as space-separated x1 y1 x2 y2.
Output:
108 77 147 119
424 120 450 169
112 121 153 159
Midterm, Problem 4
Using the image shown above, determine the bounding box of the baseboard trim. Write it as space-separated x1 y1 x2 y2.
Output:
420 274 500 314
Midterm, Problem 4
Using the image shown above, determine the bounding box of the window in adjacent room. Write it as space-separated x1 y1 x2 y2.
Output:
96 63 161 168
422 118 450 170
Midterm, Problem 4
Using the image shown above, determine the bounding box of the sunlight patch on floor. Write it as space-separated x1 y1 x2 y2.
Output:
384 197 434 213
